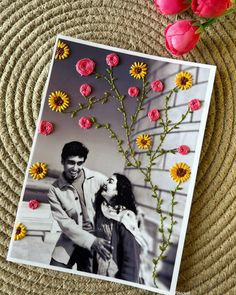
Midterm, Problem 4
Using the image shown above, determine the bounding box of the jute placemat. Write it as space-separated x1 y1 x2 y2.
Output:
0 1 235 294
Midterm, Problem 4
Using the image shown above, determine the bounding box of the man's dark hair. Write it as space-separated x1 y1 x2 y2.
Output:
61 141 89 162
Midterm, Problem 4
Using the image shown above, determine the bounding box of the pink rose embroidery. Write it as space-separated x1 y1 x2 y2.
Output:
148 109 161 121
76 58 95 76
178 145 190 155
128 87 139 97
80 83 92 97
106 53 119 67
79 117 93 129
189 99 201 111
151 80 165 92
28 199 40 210
39 120 54 136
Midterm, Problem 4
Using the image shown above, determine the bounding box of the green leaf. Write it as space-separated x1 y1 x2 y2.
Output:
167 228 172 234
177 187 183 190
161 255 167 260
152 258 158 264
158 228 163 233
90 117 97 123
173 201 178 205
169 212 173 217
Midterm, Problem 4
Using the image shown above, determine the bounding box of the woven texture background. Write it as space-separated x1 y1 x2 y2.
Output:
0 1 236 294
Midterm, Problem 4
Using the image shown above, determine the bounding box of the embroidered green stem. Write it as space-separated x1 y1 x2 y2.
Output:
66 92 111 118
152 182 181 288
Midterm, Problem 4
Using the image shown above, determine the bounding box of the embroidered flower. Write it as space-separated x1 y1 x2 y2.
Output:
80 83 92 97
39 120 54 136
170 162 191 183
148 109 161 121
14 223 27 241
28 199 40 210
189 99 201 111
128 87 139 97
178 145 190 155
151 80 164 92
130 62 147 79
76 58 95 76
29 162 48 180
136 134 152 149
55 40 70 60
175 72 193 90
79 116 93 129
106 53 119 67
48 90 70 112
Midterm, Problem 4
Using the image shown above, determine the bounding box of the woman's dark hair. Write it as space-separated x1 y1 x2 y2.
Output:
113 173 137 215
61 141 89 162
95 173 137 216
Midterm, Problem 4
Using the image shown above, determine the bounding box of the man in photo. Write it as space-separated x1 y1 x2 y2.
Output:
48 141 112 272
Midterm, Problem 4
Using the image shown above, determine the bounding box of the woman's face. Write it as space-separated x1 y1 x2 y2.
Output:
101 175 118 202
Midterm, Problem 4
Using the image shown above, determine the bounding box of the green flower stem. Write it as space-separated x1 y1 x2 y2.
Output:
65 92 110 118
105 68 148 169
93 120 139 169
152 182 181 288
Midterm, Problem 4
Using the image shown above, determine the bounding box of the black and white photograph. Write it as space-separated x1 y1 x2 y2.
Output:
7 35 216 295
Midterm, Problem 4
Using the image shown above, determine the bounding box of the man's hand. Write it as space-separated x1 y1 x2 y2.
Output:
91 238 113 261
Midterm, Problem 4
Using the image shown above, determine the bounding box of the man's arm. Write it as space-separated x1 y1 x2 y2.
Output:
48 186 112 259
48 186 96 250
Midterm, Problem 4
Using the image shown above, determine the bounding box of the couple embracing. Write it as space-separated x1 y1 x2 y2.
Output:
48 141 147 283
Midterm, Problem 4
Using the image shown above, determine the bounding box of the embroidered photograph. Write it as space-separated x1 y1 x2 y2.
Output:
7 35 216 295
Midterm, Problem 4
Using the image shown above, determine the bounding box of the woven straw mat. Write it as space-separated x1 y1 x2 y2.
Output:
0 1 235 294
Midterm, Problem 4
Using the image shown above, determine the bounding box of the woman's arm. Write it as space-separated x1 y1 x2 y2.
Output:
117 224 141 283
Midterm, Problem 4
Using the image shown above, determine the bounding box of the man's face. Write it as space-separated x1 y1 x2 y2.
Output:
62 155 85 181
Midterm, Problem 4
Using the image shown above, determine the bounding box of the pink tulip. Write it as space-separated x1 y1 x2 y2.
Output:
192 0 232 18
151 80 164 92
189 99 201 111
154 0 190 15
164 20 201 56
80 83 92 97
106 53 120 67
79 117 93 129
76 58 95 76
128 86 139 97
178 145 190 155
39 120 54 136
148 109 161 121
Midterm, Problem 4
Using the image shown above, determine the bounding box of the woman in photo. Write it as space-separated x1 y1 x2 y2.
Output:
94 173 147 283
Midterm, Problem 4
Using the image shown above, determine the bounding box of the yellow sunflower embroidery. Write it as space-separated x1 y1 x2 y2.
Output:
175 72 193 90
55 40 70 60
14 223 27 241
130 62 147 79
136 134 152 149
48 90 70 112
170 162 191 183
29 162 48 180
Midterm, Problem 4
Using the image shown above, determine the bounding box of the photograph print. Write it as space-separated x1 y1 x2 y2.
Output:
7 35 216 295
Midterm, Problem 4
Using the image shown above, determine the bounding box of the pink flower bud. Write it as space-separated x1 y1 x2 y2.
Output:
79 116 93 129
192 0 232 18
151 80 165 92
76 58 95 76
128 86 139 97
189 99 201 111
28 199 40 210
148 109 161 121
178 145 190 155
39 120 54 136
154 0 191 15
80 83 92 97
106 53 120 67
164 20 201 56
